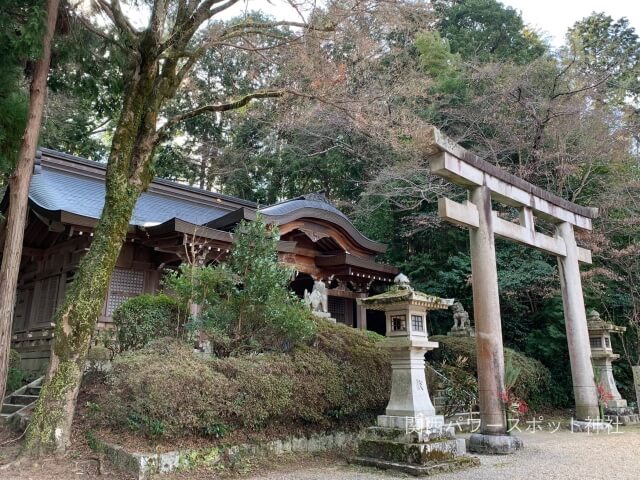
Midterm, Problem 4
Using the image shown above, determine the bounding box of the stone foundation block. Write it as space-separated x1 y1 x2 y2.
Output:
358 438 460 465
570 420 612 433
468 433 523 455
350 455 480 476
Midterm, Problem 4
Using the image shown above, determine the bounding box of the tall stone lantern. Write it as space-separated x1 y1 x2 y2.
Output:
352 274 477 475
587 310 627 411
359 273 453 428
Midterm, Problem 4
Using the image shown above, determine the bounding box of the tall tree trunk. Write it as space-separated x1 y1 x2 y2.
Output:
0 0 59 403
22 45 159 455
22 179 141 454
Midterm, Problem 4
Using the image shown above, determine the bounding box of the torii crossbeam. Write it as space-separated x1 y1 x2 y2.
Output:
423 127 600 453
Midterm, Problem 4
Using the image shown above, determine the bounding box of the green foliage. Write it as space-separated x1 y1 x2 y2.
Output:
164 216 316 356
524 297 574 406
112 294 185 352
414 30 467 121
432 356 478 416
0 0 45 178
92 322 390 439
434 0 546 63
568 13 640 104
5 349 25 393
429 335 553 409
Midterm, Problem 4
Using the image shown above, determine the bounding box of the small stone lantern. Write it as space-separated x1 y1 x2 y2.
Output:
358 273 453 429
587 310 627 411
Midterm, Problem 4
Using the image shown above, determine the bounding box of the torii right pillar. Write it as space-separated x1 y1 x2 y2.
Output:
556 222 600 422
422 127 603 454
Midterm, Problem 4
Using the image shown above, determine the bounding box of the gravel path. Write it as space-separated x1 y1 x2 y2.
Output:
245 426 640 480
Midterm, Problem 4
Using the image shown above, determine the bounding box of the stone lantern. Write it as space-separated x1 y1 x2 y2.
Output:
352 274 477 475
587 310 627 411
360 273 451 427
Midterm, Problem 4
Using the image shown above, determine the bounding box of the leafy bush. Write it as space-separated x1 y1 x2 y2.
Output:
434 355 478 416
112 294 185 352
429 335 552 410
164 216 316 356
5 349 24 393
92 320 390 439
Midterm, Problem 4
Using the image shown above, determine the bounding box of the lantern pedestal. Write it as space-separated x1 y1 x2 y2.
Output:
380 338 439 420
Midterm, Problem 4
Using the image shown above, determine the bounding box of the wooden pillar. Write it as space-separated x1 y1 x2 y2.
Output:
356 296 367 330
469 186 507 435
556 221 600 420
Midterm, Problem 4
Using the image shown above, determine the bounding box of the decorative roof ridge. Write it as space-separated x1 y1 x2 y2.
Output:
264 190 334 209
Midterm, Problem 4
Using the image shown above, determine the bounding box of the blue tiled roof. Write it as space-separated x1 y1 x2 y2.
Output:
14 151 387 253
29 163 232 226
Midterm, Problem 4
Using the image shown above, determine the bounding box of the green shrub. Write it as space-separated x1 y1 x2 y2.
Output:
93 320 390 439
428 335 552 410
164 216 316 356
112 294 185 352
434 355 478 416
5 349 25 393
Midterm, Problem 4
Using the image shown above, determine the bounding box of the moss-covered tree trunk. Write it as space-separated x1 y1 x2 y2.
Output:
23 44 160 454
21 0 300 454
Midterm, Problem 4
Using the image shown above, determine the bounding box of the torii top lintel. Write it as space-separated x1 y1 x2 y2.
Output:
421 127 598 231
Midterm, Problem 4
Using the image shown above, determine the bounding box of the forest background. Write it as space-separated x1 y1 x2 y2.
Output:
2 0 640 408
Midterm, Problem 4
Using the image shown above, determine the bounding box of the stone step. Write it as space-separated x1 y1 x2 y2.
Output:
25 386 42 396
2 376 44 424
1 403 24 415
7 394 39 406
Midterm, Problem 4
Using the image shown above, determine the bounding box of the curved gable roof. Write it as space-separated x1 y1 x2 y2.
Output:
207 193 387 254
261 195 386 254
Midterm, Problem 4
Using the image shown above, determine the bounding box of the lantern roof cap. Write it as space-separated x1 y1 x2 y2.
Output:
586 310 626 334
359 274 453 310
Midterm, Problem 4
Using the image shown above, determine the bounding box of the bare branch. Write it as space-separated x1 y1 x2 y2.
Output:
157 89 286 135
159 0 241 53
75 12 127 50
95 0 140 44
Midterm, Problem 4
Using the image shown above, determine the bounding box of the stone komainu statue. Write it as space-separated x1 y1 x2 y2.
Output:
304 279 329 314
448 301 474 337
451 301 470 330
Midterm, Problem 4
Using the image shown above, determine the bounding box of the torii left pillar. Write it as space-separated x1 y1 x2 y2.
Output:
467 186 522 453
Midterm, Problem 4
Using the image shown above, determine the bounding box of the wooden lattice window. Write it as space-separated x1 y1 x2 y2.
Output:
32 276 60 325
391 314 406 332
105 269 144 316
589 337 601 349
411 314 424 332
328 296 346 323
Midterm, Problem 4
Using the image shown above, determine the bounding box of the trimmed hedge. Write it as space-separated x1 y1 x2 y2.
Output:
429 335 553 409
112 294 185 351
92 320 390 439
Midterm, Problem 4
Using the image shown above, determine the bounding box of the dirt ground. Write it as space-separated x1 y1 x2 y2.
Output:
2 423 640 480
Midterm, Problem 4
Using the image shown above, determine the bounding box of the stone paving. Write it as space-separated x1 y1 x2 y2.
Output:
246 427 640 480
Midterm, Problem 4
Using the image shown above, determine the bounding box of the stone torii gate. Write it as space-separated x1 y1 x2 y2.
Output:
422 128 601 453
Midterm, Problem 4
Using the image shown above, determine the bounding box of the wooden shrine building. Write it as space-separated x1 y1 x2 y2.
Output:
1 149 397 372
